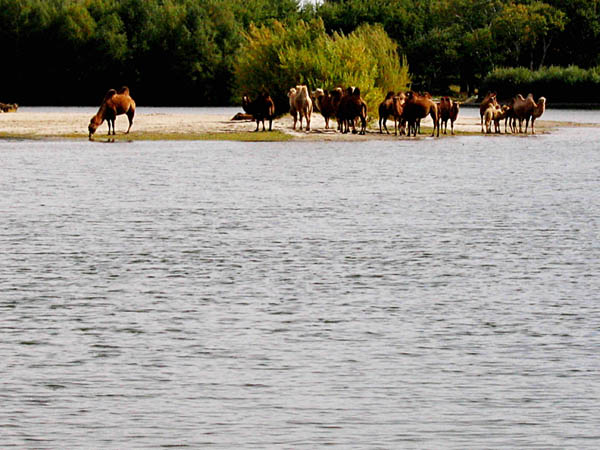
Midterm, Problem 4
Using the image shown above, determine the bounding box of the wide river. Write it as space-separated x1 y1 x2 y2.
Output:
1 111 599 448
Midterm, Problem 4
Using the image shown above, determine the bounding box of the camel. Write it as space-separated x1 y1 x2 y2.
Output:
492 105 511 134
88 87 135 139
288 85 312 131
479 92 498 133
483 104 496 134
530 97 546 134
449 101 459 135
438 96 458 135
402 91 439 137
337 87 367 135
511 93 545 134
378 91 405 135
287 87 298 128
0 102 18 112
312 88 339 130
242 91 276 131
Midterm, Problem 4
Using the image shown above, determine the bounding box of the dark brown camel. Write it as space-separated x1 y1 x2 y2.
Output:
337 87 367 135
379 91 405 135
312 88 341 130
242 91 276 132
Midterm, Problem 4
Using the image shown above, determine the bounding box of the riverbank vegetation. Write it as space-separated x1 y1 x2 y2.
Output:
234 19 410 115
481 66 600 103
1 0 599 106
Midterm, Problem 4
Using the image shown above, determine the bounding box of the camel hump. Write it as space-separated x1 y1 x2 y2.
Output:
117 86 130 96
103 89 117 102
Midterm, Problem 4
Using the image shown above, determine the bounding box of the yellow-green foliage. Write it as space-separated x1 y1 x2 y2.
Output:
234 19 411 117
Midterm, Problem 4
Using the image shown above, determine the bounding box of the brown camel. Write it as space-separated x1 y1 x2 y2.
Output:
88 87 135 139
511 94 545 134
337 87 367 135
0 102 18 112
402 91 439 137
438 96 458 135
379 91 405 135
530 97 546 134
312 88 340 130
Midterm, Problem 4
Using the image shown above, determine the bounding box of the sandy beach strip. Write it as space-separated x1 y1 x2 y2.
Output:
0 110 591 141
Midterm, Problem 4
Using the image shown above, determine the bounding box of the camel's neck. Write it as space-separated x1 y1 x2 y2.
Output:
91 103 110 125
534 103 545 118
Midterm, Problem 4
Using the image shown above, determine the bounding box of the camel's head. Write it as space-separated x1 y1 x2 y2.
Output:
393 95 405 109
241 94 251 112
534 97 546 118
88 116 100 139
311 88 324 100
287 87 297 99
330 87 343 99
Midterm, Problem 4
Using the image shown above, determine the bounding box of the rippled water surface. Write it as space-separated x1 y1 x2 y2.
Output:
1 126 599 448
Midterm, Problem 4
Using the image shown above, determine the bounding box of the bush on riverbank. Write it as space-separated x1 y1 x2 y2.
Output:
234 19 411 116
480 66 600 103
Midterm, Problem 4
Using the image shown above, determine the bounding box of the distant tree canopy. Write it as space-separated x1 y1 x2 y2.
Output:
0 0 303 105
317 0 587 94
0 0 598 105
234 19 410 115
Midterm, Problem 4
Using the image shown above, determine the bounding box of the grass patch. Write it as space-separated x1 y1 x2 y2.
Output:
0 130 293 142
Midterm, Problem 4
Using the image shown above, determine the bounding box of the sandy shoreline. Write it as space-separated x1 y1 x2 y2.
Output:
0 110 595 140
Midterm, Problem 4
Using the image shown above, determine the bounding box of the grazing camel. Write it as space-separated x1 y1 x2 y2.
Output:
88 87 135 139
242 91 276 131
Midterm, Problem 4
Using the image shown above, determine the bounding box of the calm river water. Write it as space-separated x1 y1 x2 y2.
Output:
1 117 599 448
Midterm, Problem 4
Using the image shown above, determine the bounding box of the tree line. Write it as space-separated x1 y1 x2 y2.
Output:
0 0 598 106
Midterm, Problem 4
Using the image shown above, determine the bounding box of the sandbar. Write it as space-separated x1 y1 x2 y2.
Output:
0 109 594 141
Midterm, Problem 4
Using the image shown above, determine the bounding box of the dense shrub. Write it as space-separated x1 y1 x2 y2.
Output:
234 19 410 117
481 66 600 103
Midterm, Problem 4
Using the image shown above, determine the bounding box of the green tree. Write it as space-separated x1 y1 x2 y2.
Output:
234 19 410 115
492 1 566 70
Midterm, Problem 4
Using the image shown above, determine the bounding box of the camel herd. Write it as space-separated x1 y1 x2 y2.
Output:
4 85 541 139
480 92 546 135
242 86 546 137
